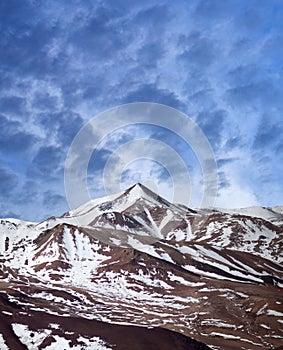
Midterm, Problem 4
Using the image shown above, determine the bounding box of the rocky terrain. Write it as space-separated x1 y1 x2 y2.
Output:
0 183 282 349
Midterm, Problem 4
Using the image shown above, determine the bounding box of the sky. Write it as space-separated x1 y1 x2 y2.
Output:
0 0 282 221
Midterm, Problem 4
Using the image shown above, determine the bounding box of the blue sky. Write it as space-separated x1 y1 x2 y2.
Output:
0 0 282 221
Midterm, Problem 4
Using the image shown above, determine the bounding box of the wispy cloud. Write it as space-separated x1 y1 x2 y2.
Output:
0 0 282 220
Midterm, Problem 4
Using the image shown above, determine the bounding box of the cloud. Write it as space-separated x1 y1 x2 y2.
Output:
227 64 261 86
136 41 165 69
70 7 128 61
0 115 37 154
249 113 283 173
178 32 217 68
32 92 61 112
0 0 282 219
253 123 281 150
225 80 280 110
125 84 185 110
0 167 18 197
43 190 66 209
188 88 216 112
216 181 258 209
31 145 63 176
0 96 26 115
217 171 230 190
16 180 39 204
217 157 238 168
0 209 20 219
197 109 226 148
38 110 84 147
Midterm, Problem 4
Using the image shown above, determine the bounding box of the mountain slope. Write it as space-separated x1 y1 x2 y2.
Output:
0 184 282 349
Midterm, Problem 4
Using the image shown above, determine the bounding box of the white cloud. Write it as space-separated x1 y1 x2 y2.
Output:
216 182 258 209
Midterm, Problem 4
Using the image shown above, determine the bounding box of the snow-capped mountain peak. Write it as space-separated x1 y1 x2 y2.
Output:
66 183 163 219
117 183 173 208
1 185 282 350
56 183 184 230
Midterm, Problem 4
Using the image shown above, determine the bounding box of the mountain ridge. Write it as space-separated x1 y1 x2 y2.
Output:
0 184 282 349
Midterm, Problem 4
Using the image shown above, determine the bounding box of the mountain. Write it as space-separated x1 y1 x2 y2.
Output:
0 183 282 350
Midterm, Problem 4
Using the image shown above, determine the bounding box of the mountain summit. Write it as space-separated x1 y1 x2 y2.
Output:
0 185 282 349
122 183 173 206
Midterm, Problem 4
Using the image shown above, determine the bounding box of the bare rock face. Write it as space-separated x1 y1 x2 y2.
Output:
0 183 282 350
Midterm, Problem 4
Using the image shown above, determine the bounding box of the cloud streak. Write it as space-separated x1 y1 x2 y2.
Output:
0 0 282 220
